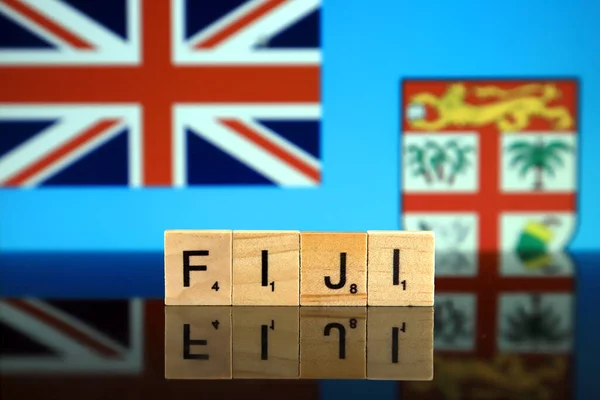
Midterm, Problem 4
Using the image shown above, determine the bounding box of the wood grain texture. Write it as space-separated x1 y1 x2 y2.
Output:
299 307 367 379
232 307 299 378
367 231 435 306
300 233 367 306
164 306 232 379
164 230 232 305
232 230 299 306
366 307 433 380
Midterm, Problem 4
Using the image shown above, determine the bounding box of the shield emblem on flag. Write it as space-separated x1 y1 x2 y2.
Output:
400 79 578 277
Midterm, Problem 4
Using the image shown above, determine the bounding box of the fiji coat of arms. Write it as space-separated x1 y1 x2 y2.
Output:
400 79 577 400
400 79 578 277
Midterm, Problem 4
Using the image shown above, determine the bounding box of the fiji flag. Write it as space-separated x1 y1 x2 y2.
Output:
0 0 321 187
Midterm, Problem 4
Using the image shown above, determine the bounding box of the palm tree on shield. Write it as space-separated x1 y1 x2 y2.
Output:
506 138 572 190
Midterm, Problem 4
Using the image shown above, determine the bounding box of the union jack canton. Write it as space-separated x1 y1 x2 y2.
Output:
0 0 321 187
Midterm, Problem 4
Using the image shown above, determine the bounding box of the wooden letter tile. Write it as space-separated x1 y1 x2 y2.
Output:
366 307 433 380
232 306 299 378
300 233 367 306
367 231 434 306
164 230 232 305
232 230 300 306
300 307 366 379
165 306 232 379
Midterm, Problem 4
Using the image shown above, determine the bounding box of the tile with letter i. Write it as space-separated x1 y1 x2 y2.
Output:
300 232 367 306
366 307 434 380
367 231 435 306
299 307 367 379
232 307 299 378
164 306 232 379
232 230 300 306
164 230 232 305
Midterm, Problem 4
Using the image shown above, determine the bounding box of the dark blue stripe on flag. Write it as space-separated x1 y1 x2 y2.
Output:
185 0 247 40
260 9 320 49
256 120 320 158
0 120 57 158
186 128 274 185
61 0 127 39
0 12 55 48
42 128 129 186
0 252 164 298
320 381 397 400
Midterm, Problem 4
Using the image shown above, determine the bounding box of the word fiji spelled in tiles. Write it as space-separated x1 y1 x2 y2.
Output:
164 230 434 306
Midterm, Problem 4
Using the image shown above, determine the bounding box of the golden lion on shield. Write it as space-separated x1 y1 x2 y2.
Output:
407 83 574 131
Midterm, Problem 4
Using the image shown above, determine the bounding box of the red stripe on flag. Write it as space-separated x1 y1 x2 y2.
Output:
140 0 172 186
5 300 120 357
404 193 575 212
3 119 121 186
220 118 320 183
2 0 95 49
194 0 287 49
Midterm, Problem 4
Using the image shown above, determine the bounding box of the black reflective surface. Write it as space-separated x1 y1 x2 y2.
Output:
1 251 599 400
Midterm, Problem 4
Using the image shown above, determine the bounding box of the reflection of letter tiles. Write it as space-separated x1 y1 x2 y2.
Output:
164 307 436 380
300 233 367 306
232 231 300 306
232 307 299 378
299 307 367 379
367 231 435 306
367 307 434 380
165 307 232 379
164 230 232 305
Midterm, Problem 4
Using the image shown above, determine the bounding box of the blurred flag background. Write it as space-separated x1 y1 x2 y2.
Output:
0 0 598 255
